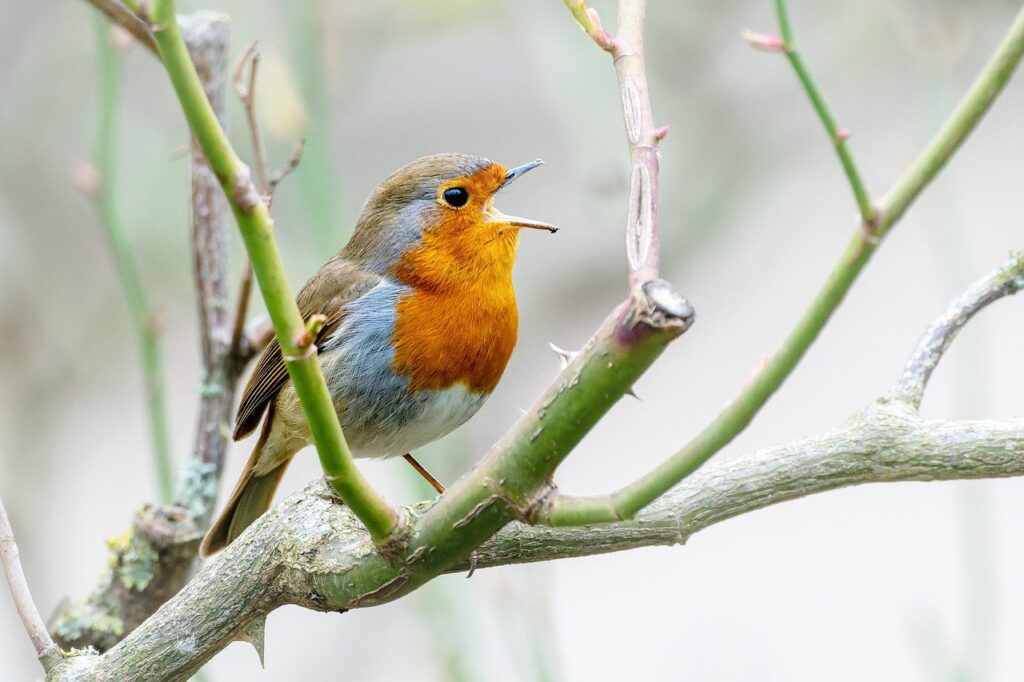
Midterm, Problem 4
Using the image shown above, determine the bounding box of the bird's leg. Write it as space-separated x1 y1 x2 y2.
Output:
403 453 445 494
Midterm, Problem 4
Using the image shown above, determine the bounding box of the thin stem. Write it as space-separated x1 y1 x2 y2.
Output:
95 18 175 504
144 0 398 542
540 2 1024 525
0 494 61 671
774 0 874 222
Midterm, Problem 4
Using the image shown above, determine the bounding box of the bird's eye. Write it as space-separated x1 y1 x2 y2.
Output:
442 187 469 208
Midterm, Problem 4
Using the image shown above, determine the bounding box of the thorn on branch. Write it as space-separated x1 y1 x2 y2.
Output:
836 127 851 142
548 342 579 371
652 125 670 142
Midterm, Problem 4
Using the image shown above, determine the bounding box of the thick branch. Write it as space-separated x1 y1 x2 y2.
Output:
49 405 1024 681
180 12 240 526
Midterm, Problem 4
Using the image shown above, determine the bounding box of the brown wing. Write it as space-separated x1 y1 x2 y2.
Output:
232 258 381 440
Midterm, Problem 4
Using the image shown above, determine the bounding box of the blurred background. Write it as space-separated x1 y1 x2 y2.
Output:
3 0 1024 679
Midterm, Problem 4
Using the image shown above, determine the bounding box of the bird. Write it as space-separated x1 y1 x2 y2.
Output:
200 153 556 557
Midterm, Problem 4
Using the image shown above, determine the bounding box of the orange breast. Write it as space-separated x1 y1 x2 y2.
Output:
391 285 518 393
389 202 521 394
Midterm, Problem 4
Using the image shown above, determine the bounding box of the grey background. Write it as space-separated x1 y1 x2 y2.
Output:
2 1 1023 679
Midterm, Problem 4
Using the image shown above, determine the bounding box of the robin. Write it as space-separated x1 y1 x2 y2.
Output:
200 153 555 556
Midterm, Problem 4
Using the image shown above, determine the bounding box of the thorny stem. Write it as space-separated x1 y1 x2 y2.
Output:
773 0 875 223
539 2 1024 525
0 494 61 671
145 0 400 542
94 18 176 504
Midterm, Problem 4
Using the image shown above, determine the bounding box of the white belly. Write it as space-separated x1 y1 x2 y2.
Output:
346 383 488 459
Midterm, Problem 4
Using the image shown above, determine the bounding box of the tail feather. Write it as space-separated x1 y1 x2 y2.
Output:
200 409 291 557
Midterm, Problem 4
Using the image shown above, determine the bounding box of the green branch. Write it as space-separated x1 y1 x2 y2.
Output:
93 18 175 504
774 0 874 222
142 0 398 542
538 1 1024 525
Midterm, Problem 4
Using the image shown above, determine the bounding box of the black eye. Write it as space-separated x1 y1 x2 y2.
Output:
442 187 469 208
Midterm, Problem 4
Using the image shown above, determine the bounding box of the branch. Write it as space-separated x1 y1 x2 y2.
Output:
48 405 1024 681
544 1 1024 525
83 0 157 54
142 0 400 543
45 254 1024 678
180 11 241 526
745 0 874 222
566 0 666 284
0 494 60 672
88 16 175 504
228 41 306 359
891 254 1024 408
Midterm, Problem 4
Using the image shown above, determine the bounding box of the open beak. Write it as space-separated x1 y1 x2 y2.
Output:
488 159 558 233
502 159 545 188
486 205 558 233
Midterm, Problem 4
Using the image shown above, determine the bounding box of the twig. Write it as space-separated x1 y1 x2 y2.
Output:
0 494 61 671
91 16 175 504
891 254 1024 408
83 0 157 54
144 0 400 543
228 44 306 358
565 0 664 285
745 0 875 223
541 2 1024 526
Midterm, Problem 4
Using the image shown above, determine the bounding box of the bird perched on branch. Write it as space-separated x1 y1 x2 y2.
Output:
201 153 556 556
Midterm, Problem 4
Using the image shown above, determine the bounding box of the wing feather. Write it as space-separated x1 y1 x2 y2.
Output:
232 259 381 440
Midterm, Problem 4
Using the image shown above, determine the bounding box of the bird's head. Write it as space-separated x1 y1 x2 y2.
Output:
343 153 556 289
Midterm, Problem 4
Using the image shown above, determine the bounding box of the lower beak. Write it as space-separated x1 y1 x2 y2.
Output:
485 205 558 233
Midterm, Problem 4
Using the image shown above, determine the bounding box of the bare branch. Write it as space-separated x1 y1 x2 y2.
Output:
228 44 306 360
0 494 61 671
891 254 1024 408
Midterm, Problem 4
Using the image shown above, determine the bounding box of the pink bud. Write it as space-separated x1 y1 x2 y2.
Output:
742 29 785 53
837 127 851 142
70 161 100 197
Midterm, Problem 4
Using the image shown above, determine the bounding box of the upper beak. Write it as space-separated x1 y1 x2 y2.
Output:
489 159 557 233
501 159 545 188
